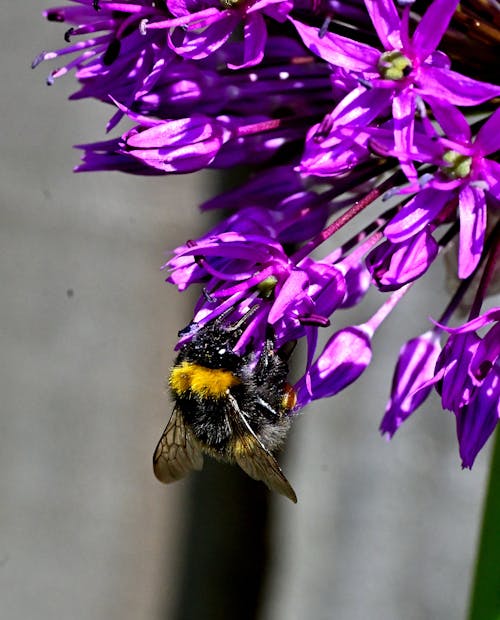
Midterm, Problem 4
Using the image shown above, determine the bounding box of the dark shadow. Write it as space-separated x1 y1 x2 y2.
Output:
171 460 271 620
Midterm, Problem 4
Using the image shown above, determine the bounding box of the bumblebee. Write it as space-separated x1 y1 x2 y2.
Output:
153 312 298 502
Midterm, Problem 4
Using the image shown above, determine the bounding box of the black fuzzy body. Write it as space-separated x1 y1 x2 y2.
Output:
170 321 292 460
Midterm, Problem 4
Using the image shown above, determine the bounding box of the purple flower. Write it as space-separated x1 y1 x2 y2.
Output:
291 0 500 180
143 0 292 69
380 330 442 437
34 1 173 129
36 0 500 473
365 227 439 291
384 106 500 278
425 308 500 467
298 88 383 176
166 223 347 354
122 114 234 173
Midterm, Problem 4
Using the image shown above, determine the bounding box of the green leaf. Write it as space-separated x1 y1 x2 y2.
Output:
468 428 500 620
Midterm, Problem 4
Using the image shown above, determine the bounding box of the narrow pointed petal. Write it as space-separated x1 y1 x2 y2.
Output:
385 188 450 243
437 333 480 411
412 0 459 59
289 17 379 72
425 97 471 143
296 325 372 404
268 271 309 324
228 12 266 69
366 228 439 291
458 185 486 279
475 108 500 156
456 368 500 468
470 323 500 383
419 66 500 106
393 90 417 182
364 0 402 50
380 331 442 437
169 17 237 59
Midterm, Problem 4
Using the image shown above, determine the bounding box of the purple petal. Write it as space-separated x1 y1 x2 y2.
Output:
427 50 451 69
470 323 500 383
296 325 372 404
366 228 439 291
380 330 442 437
385 188 450 243
364 0 402 50
437 332 480 412
338 263 371 308
169 15 237 59
251 0 292 19
475 107 500 156
228 12 266 69
456 367 500 468
125 116 217 148
418 66 500 106
436 308 500 334
303 260 347 317
458 185 486 279
425 97 471 143
392 90 417 182
412 0 459 60
268 270 309 324
482 160 500 200
289 17 380 72
331 85 391 128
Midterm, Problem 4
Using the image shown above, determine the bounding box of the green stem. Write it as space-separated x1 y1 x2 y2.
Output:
467 428 500 620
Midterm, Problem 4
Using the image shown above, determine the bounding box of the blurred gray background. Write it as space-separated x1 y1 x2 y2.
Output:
1 3 492 619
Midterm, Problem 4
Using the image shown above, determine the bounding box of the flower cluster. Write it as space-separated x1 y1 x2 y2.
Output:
36 0 500 467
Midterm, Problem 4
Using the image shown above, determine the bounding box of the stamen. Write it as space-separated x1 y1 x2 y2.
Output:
219 0 245 8
319 16 332 38
256 275 278 299
441 150 472 180
31 51 47 70
377 50 412 81
46 10 65 22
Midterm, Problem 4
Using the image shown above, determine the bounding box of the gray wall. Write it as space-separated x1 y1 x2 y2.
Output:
1 3 492 619
1 5 205 617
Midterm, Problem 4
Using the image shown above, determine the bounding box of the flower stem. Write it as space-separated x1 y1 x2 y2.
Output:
467 428 500 620
469 220 500 320
365 282 412 334
292 171 405 264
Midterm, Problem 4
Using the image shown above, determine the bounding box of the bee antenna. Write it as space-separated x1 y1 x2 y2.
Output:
202 287 216 303
225 305 259 332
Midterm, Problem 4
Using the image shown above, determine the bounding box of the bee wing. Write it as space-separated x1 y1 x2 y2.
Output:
153 407 204 483
226 394 297 503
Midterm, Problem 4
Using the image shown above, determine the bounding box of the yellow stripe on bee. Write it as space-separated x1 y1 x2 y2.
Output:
170 361 241 398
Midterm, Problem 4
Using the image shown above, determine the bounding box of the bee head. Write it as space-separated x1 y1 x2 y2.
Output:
177 306 260 369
